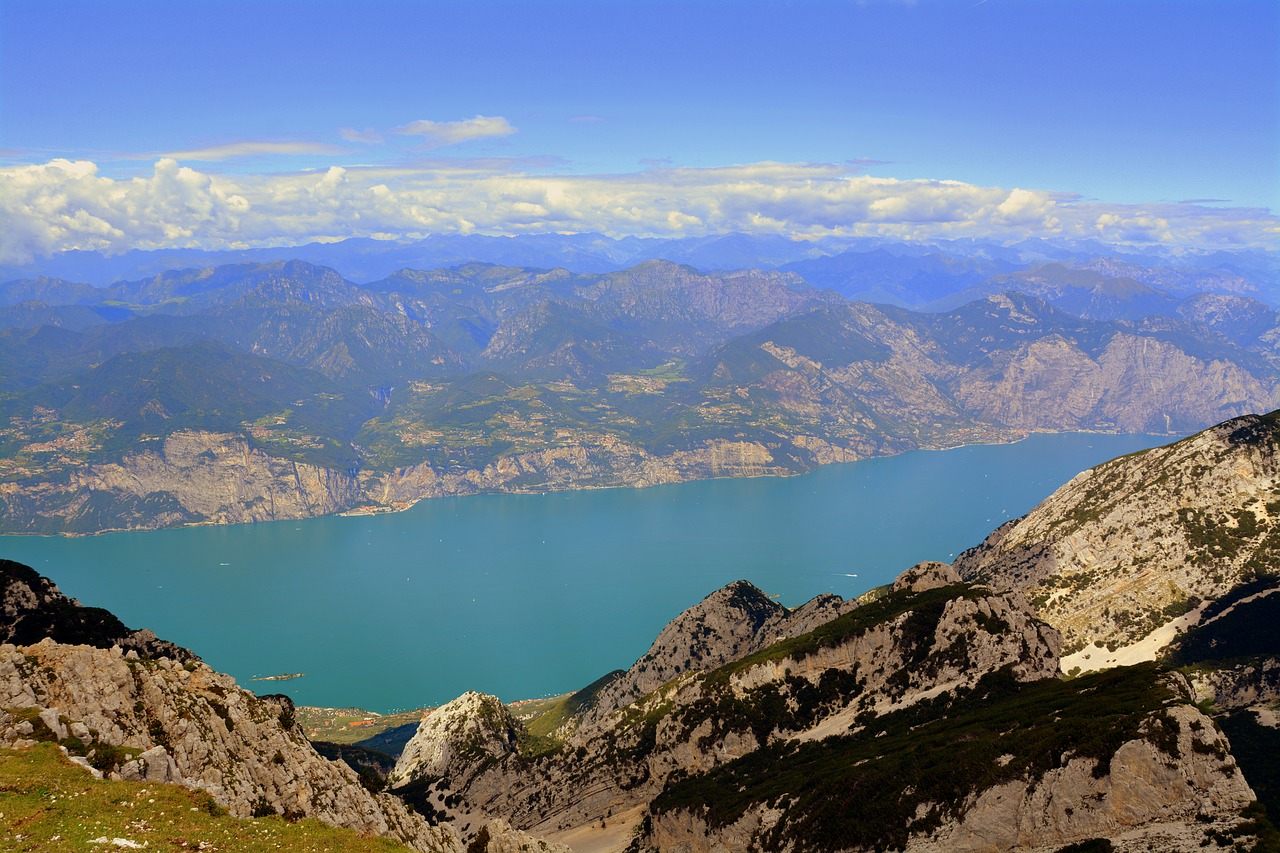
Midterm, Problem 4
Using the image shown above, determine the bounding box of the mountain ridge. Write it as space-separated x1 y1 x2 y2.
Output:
5 258 1279 534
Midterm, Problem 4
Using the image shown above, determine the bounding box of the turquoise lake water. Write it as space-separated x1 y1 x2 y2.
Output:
0 433 1170 712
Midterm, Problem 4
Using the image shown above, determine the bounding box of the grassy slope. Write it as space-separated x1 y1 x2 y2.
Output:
0 742 411 853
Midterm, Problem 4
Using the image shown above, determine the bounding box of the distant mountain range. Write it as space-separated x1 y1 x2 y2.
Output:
3 254 1279 533
3 232 1277 297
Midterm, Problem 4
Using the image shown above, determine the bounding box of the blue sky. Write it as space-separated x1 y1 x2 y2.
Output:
0 0 1276 261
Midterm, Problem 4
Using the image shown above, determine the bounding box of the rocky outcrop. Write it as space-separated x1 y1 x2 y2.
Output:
388 692 520 788
582 580 858 723
0 638 462 852
389 571 1065 845
0 558 194 662
956 411 1280 657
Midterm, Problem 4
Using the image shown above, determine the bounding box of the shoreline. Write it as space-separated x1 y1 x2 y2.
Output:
0 427 1181 539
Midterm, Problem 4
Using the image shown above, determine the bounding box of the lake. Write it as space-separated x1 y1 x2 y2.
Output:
0 432 1169 712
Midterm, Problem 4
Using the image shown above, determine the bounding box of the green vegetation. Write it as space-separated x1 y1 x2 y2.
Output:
711 582 983 684
652 664 1182 852
1219 713 1280 836
1180 505 1266 566
1166 582 1280 666
1200 802 1280 853
0 742 412 852
517 671 623 758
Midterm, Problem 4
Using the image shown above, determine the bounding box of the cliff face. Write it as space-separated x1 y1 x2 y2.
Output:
955 411 1280 659
369 436 808 506
951 329 1277 433
1 430 363 534
0 561 567 853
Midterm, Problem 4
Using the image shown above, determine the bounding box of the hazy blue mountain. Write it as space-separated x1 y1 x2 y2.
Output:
5 233 1274 291
781 248 1018 306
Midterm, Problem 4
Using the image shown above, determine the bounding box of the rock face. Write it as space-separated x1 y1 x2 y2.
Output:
0 560 568 853
955 411 1280 658
0 638 460 853
0 558 194 662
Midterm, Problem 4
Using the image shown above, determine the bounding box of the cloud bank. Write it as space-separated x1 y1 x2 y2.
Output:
0 157 1274 264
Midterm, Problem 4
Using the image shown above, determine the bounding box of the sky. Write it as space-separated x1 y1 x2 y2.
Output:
0 0 1277 263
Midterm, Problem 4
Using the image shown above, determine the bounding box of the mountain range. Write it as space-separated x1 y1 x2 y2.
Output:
3 254 1280 533
2 233 1276 296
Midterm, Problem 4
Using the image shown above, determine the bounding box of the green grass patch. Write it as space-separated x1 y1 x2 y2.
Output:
0 742 412 852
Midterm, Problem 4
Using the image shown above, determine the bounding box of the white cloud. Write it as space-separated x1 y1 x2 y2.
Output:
159 141 345 161
395 115 517 147
0 157 1275 264
338 127 384 144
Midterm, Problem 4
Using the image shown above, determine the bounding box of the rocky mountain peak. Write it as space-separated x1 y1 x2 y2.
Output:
583 580 858 722
891 560 961 593
389 692 518 787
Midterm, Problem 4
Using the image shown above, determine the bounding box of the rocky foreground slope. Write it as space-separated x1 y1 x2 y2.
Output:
0 558 565 853
955 410 1280 664
381 564 1263 852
